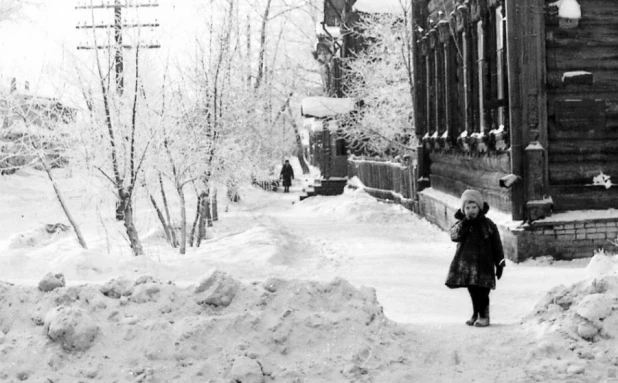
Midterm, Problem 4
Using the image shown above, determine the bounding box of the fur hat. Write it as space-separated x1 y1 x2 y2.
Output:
460 189 484 212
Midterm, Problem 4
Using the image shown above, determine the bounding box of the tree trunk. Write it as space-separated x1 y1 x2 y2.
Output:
122 196 143 256
212 188 218 222
253 0 272 91
286 108 310 174
150 194 172 245
159 174 177 247
205 193 213 228
177 186 187 255
189 193 204 247
42 162 88 249
196 192 208 247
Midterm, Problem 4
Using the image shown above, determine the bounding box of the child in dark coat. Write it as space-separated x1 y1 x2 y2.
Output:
445 189 505 327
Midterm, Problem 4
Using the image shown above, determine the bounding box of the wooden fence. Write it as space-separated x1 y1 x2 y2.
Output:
348 158 419 212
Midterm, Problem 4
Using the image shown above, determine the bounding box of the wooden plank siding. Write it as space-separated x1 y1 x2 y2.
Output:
545 0 618 211
348 159 419 209
429 151 512 212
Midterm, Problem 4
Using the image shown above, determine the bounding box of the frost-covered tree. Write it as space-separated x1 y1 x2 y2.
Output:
0 0 29 23
0 95 87 249
76 43 158 256
341 6 416 158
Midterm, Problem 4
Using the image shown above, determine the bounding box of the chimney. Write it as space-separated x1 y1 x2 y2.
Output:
25 81 30 91
10 77 16 93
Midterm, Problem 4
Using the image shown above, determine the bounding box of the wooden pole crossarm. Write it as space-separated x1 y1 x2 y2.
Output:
76 23 159 29
77 44 161 49
75 4 159 10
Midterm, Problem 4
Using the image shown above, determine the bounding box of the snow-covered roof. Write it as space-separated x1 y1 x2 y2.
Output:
300 97 357 118
353 0 408 14
316 22 342 39
554 0 582 19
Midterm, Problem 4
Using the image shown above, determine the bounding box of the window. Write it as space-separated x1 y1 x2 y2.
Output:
416 0 509 152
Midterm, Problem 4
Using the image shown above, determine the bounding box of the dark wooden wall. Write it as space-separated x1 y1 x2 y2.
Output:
429 152 512 213
412 0 515 215
545 0 618 211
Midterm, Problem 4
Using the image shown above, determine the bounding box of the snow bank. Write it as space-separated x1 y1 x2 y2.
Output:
8 223 71 248
528 274 618 341
524 254 618 378
298 185 419 223
0 272 415 382
586 251 618 278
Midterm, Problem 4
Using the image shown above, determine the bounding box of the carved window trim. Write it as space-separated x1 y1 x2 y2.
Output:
477 20 486 133
425 33 435 140
438 19 454 147
430 27 444 141
416 38 427 136
494 4 508 132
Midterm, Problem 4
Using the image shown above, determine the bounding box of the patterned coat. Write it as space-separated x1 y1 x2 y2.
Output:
445 202 504 290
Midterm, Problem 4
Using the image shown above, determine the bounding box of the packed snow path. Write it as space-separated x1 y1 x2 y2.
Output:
232 186 588 326
0 170 587 326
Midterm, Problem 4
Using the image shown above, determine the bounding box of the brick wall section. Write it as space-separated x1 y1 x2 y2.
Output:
527 219 618 259
418 189 617 261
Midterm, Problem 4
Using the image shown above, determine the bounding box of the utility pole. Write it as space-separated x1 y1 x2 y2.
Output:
76 0 160 221
76 0 160 95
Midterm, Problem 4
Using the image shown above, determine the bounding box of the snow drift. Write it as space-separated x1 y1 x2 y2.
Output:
0 271 416 382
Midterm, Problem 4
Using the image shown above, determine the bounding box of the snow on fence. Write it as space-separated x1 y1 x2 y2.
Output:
348 158 419 212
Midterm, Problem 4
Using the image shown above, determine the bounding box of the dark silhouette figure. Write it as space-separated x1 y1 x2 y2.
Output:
279 160 295 193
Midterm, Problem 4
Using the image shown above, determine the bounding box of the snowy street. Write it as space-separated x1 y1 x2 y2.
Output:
2 0 618 380
0 168 615 382
226 182 588 326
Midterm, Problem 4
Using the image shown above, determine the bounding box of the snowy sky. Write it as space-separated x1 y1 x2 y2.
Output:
0 0 317 101
0 0 200 97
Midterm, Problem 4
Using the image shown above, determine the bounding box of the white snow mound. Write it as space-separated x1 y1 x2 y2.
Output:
0 273 415 382
586 250 618 278
528 274 618 343
298 185 418 223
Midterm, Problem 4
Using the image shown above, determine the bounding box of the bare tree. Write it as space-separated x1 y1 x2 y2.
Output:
76 19 159 256
0 96 87 249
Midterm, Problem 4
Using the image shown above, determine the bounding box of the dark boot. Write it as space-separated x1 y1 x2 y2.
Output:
474 306 490 327
466 313 478 326
466 287 479 326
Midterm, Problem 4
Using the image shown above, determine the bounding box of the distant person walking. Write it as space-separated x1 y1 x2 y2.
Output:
279 159 294 193
445 189 505 327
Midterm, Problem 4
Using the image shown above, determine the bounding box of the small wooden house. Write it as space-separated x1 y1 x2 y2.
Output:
411 0 618 260
301 96 355 195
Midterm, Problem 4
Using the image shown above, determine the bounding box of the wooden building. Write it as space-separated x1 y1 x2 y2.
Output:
300 96 354 196
303 0 373 196
411 0 618 260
